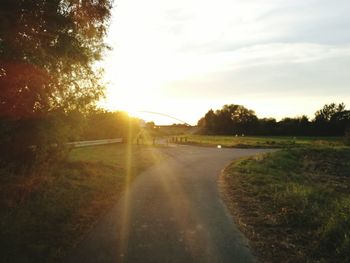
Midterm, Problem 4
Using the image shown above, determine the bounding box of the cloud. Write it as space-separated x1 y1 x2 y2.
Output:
168 0 350 54
104 0 350 124
162 43 350 98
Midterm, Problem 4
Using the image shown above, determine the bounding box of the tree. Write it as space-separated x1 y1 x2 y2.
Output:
221 104 258 134
81 110 141 141
0 0 112 117
0 0 113 168
257 118 277 135
198 105 258 135
314 103 346 122
201 109 218 134
314 103 348 135
215 109 232 134
197 103 348 136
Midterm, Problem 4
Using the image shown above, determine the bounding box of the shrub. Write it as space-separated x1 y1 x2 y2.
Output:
345 129 350 145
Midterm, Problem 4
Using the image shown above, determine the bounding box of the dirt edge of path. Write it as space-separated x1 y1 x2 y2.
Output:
218 162 298 263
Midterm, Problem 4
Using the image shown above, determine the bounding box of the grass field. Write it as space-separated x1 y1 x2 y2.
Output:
222 146 350 262
0 144 165 263
178 134 343 148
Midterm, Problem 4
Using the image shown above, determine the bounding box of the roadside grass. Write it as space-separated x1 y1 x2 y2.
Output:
0 144 165 263
179 135 343 148
222 146 350 262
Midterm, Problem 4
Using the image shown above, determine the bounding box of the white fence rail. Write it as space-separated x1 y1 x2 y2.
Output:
67 138 123 148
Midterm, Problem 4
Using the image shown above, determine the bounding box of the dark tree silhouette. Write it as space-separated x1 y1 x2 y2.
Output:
0 0 112 117
313 103 349 136
198 103 349 136
198 104 258 135
314 103 346 122
0 0 113 168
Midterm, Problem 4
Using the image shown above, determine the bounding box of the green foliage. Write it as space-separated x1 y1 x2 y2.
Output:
0 144 165 262
198 102 350 136
0 0 112 116
80 110 141 141
0 0 113 170
198 104 258 135
277 184 334 228
182 134 343 148
228 147 350 262
345 129 350 145
314 103 346 122
0 112 71 172
320 198 350 262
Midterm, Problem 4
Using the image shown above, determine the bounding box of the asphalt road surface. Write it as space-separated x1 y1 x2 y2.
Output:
66 145 270 263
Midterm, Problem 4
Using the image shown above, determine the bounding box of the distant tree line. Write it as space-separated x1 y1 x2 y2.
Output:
197 103 350 136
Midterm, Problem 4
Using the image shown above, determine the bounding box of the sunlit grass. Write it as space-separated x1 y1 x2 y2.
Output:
179 135 343 148
0 143 165 262
223 146 350 262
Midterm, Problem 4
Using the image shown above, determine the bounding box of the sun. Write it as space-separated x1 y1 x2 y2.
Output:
100 65 168 122
102 85 143 114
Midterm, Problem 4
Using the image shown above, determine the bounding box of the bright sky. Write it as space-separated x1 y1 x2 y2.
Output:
100 0 350 125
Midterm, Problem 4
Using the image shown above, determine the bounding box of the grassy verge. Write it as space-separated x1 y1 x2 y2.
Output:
221 146 350 263
0 144 165 263
178 135 343 148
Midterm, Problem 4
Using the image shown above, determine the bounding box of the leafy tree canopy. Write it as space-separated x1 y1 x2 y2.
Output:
314 103 346 122
0 0 113 119
0 0 113 168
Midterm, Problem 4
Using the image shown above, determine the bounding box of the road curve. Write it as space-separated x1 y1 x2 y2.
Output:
66 145 270 263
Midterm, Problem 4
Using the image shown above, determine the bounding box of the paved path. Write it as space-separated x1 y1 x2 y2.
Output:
66 145 270 263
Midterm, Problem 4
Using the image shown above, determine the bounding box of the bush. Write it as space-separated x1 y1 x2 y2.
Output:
318 198 350 261
0 114 72 176
345 129 350 145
